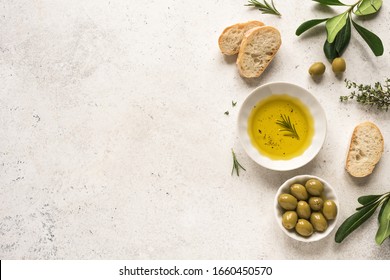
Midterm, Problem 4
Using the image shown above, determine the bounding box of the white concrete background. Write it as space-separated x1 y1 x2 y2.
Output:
1 0 390 259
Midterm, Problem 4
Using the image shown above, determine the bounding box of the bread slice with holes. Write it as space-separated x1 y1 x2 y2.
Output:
218 21 265 55
346 122 384 177
236 26 281 78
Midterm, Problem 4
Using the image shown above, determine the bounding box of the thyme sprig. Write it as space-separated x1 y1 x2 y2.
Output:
276 114 300 140
340 78 390 111
231 149 246 176
245 0 281 16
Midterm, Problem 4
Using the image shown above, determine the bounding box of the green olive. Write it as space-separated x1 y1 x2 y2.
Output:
290 184 309 200
310 212 328 232
309 62 326 76
332 57 346 73
282 211 298 230
323 200 338 220
295 219 314 237
305 179 324 196
309 197 324 211
278 193 298 210
296 201 311 219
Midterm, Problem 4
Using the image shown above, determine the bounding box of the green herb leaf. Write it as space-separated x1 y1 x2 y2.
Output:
335 17 351 55
299 0 384 59
341 79 390 110
296 18 328 36
224 111 229 115
275 114 300 140
312 0 346 6
324 18 350 60
335 201 379 243
375 198 390 245
246 0 281 16
324 39 338 60
232 101 237 107
358 194 382 206
354 0 382 16
231 149 246 176
326 12 348 43
352 19 384 56
378 198 387 222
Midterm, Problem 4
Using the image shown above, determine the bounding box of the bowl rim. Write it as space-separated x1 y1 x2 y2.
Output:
237 82 327 171
274 175 340 242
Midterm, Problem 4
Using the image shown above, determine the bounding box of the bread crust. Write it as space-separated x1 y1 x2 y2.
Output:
218 21 264 55
236 26 281 78
345 122 384 177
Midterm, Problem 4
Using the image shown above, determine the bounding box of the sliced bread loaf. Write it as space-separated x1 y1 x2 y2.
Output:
236 26 281 78
346 122 384 177
218 21 264 55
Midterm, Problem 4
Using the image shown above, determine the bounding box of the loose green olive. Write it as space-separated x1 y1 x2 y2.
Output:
282 211 298 230
296 201 311 219
323 200 338 220
295 219 314 237
290 184 309 200
305 179 324 196
309 197 324 211
310 212 328 232
278 193 298 210
332 57 346 73
309 62 326 76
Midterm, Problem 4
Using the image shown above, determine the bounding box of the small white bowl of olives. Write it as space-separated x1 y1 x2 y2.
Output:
274 175 339 242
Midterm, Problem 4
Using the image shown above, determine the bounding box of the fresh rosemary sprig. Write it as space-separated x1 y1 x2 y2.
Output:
335 191 390 245
275 114 300 140
231 149 246 176
296 0 384 60
246 0 281 16
340 78 390 111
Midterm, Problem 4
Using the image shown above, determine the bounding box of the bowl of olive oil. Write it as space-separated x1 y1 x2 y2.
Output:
238 82 327 171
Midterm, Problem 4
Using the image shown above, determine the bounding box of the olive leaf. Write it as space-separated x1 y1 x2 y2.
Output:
324 39 338 60
354 0 382 16
334 18 351 54
375 198 390 245
358 194 382 206
326 12 348 43
378 198 387 221
352 19 384 56
323 19 350 60
356 199 381 211
335 201 379 243
296 18 328 36
312 0 346 6
336 192 390 244
297 0 384 59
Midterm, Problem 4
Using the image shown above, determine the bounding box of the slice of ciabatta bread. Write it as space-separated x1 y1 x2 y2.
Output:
218 21 264 55
346 122 384 177
236 26 281 78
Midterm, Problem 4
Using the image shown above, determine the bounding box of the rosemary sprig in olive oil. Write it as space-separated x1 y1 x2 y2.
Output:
275 114 300 140
231 149 246 176
340 78 390 111
245 0 281 16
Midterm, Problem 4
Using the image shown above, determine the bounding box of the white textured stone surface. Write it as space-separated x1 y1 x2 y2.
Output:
1 0 390 259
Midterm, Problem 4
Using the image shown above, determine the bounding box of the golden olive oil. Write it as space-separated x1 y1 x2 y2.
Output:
248 94 314 160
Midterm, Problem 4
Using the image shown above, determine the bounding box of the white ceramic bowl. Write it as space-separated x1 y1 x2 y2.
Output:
274 175 339 242
238 82 327 171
